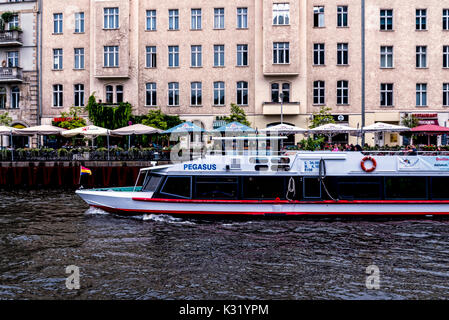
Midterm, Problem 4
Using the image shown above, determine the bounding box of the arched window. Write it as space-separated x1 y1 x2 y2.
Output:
105 85 114 103
145 82 157 106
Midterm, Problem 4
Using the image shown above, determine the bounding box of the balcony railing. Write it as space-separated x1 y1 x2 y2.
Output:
0 67 23 82
0 30 23 46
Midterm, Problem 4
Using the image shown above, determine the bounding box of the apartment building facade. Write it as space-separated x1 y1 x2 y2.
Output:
40 0 449 145
0 0 39 131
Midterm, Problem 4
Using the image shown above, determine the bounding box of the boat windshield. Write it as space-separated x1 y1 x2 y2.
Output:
142 174 163 192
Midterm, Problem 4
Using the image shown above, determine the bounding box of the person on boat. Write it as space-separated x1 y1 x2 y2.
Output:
332 144 339 152
408 145 418 156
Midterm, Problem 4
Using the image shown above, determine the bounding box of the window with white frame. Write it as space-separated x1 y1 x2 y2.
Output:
313 43 325 65
75 12 84 33
337 43 348 65
237 8 248 29
168 82 179 106
213 81 225 105
273 42 289 64
0 87 5 109
273 3 290 25
53 13 63 34
416 9 427 30
271 82 290 103
191 45 202 67
191 9 202 30
313 81 325 105
444 46 449 68
214 45 225 67
313 6 324 27
416 46 427 68
444 83 449 106
116 85 123 103
337 6 348 27
168 46 179 67
237 81 248 105
105 85 114 103
7 51 18 67
380 46 393 68
191 82 202 106
104 7 119 29
146 82 157 106
53 84 63 107
53 49 62 69
74 48 84 69
74 84 84 107
444 9 449 30
169 9 179 30
146 10 156 31
380 83 394 106
214 8 224 29
8 14 19 29
380 9 393 30
416 83 427 106
146 46 156 68
10 86 19 109
237 44 248 66
104 46 119 67
337 80 349 105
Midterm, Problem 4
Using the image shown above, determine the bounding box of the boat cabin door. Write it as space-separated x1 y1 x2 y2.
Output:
302 177 322 200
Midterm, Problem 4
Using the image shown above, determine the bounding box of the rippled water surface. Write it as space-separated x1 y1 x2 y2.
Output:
1 190 449 299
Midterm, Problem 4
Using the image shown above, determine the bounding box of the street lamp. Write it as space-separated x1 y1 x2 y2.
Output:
279 92 284 125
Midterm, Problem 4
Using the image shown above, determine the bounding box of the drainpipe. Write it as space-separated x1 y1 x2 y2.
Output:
37 0 42 125
361 0 366 145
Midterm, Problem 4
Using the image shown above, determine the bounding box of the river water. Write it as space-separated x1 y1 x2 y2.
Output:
0 189 448 300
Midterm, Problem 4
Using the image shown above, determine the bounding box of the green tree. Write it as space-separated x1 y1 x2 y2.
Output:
0 12 15 31
85 94 132 129
217 103 251 126
141 108 183 130
309 106 335 129
0 112 12 126
52 107 87 129
401 114 419 139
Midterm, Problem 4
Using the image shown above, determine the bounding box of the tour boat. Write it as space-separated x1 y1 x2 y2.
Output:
76 148 449 217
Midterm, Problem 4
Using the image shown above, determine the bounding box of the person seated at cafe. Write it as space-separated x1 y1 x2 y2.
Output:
408 145 418 156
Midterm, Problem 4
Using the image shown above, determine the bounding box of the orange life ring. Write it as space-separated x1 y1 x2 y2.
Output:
361 156 377 173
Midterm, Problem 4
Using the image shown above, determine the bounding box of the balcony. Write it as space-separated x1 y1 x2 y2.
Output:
0 67 23 83
262 102 301 115
0 30 23 47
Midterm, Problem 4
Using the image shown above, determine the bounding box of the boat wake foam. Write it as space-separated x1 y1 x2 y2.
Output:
139 214 196 225
85 207 110 215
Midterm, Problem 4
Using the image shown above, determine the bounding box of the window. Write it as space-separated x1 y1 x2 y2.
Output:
74 84 84 107
444 46 449 68
380 9 393 30
313 43 325 65
337 177 382 200
416 83 427 106
168 46 179 67
273 42 289 64
191 9 202 30
146 10 156 31
0 88 5 109
105 85 114 103
281 83 290 102
104 7 119 29
271 83 279 102
53 84 63 107
337 80 349 105
169 9 179 30
380 46 393 68
313 81 325 105
146 46 156 68
273 3 290 25
314 6 325 27
104 46 119 67
213 81 225 105
160 177 191 199
195 177 238 199
416 9 427 30
243 177 286 199
8 14 19 29
75 12 84 33
444 9 449 30
53 49 63 70
10 86 19 109
337 43 348 65
191 82 202 106
7 51 18 68
53 13 63 34
214 8 224 29
416 46 427 68
444 83 449 106
337 6 348 27
214 45 225 67
116 85 123 103
380 83 394 106
271 83 290 103
191 45 202 67
74 48 84 69
237 44 248 66
168 82 179 106
146 82 157 106
237 7 248 29
385 177 427 199
237 81 248 105
142 174 163 192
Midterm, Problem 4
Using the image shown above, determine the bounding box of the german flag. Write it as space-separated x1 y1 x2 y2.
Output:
80 166 92 176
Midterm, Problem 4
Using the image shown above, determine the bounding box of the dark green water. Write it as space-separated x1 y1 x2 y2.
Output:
1 190 449 299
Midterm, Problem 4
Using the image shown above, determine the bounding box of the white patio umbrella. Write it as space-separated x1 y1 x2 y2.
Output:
260 123 307 134
112 124 163 149
62 125 114 160
362 122 410 146
14 125 66 148
0 125 17 161
309 123 359 143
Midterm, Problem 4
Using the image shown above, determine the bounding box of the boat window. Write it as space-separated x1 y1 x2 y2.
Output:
249 157 269 164
271 157 290 164
303 177 321 199
160 176 191 198
195 177 238 199
243 176 285 199
255 165 269 171
384 177 427 199
430 177 449 199
271 164 290 172
142 174 163 192
338 177 382 200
